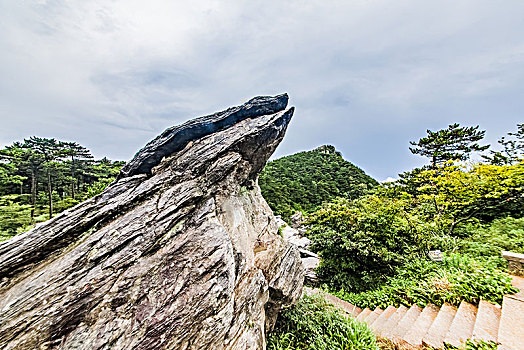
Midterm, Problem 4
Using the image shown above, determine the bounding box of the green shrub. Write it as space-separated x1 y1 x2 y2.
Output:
455 217 524 267
267 293 378 350
306 196 428 292
443 339 499 350
53 197 81 213
84 177 115 199
462 339 498 350
0 195 32 240
333 254 517 310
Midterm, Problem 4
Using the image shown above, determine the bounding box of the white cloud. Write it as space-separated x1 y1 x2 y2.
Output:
1 0 523 179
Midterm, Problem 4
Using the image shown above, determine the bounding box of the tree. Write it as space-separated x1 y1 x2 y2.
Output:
306 196 426 292
0 161 26 194
484 124 523 165
259 145 378 221
409 123 489 168
404 162 523 235
22 137 64 218
60 141 93 199
0 143 45 212
0 137 124 239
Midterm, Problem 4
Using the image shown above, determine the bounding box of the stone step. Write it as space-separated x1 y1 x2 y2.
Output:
365 307 383 325
322 293 360 317
471 300 501 343
422 303 457 349
303 287 363 318
444 301 478 348
379 305 408 338
370 305 397 333
511 275 524 300
403 303 440 347
390 304 423 341
352 305 363 318
356 308 372 322
498 295 524 350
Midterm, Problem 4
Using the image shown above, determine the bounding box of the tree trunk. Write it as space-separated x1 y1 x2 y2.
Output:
30 168 36 206
71 155 76 200
47 170 53 218
30 168 36 222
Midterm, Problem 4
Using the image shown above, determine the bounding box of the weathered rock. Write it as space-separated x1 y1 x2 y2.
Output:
302 257 320 285
275 216 311 250
0 94 304 350
290 211 305 229
275 217 318 285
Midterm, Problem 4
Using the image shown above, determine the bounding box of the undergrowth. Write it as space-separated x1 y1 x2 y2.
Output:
267 293 378 350
455 217 524 268
332 253 517 310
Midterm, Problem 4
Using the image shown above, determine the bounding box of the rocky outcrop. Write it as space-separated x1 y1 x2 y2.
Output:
275 216 311 250
0 94 304 350
275 217 319 285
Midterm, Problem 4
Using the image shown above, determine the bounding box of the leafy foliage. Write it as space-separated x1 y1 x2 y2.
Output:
259 145 377 221
333 254 517 310
0 195 33 241
0 138 123 239
484 123 523 165
306 196 427 292
306 161 522 308
409 162 524 233
409 123 489 168
455 217 524 268
267 293 378 350
461 339 498 350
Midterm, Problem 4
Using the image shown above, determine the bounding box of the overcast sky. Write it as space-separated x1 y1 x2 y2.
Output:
1 1 523 181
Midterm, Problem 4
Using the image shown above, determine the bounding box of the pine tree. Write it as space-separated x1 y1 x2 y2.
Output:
484 124 523 165
409 123 489 168
22 137 64 218
60 141 93 199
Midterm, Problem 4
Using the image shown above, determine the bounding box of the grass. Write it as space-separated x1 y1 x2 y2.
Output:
331 253 517 310
267 293 379 350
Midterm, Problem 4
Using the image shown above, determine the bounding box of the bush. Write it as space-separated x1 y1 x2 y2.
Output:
306 196 428 292
53 197 81 213
84 177 115 199
455 217 524 268
333 254 517 310
462 339 498 350
0 195 32 240
267 293 378 350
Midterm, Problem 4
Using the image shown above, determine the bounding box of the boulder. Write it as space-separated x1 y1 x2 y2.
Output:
275 216 311 250
274 218 318 285
290 211 305 229
302 257 320 285
0 94 304 350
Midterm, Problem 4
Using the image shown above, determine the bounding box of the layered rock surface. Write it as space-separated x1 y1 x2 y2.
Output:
0 94 304 350
275 217 319 285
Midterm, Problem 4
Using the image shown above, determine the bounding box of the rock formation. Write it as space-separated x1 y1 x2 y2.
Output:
275 217 319 285
0 94 304 350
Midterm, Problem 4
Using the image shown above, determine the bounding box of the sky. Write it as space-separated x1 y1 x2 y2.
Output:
1 1 523 181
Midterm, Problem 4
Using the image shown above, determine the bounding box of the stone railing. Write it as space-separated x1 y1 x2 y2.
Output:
502 251 524 275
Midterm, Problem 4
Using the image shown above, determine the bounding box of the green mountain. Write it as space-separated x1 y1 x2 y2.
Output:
259 145 378 220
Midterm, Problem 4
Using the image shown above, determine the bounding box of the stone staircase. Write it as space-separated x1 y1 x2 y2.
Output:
306 275 524 349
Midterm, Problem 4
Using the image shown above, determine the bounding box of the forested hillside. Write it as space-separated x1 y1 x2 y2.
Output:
259 145 378 220
0 137 123 239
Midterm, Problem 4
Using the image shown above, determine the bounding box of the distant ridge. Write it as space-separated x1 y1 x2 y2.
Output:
259 145 378 220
